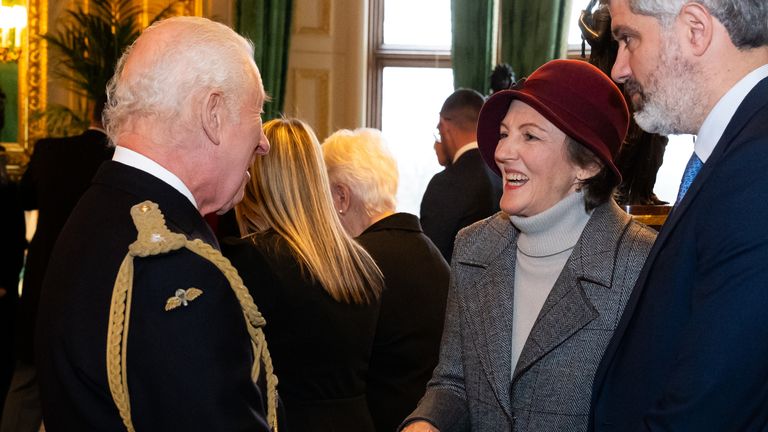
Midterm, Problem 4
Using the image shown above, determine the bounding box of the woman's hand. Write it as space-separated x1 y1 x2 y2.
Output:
401 420 440 432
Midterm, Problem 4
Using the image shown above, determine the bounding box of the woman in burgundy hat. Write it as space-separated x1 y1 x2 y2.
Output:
400 59 657 432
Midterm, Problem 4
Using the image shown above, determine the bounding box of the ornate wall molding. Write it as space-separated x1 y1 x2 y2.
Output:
291 68 330 139
294 0 331 36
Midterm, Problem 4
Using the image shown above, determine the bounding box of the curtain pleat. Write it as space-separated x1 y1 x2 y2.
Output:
451 0 494 94
500 0 571 77
236 0 293 120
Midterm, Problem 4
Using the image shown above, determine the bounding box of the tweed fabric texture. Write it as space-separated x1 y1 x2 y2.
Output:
403 200 656 432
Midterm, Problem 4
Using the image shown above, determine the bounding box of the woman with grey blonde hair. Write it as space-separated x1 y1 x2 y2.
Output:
322 128 450 432
222 118 383 432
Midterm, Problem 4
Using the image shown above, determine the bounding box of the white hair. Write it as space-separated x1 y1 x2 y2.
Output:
104 16 259 143
322 128 399 217
628 0 768 48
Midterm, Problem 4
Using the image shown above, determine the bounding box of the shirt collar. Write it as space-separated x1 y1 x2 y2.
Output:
452 141 478 163
112 146 198 209
695 63 768 163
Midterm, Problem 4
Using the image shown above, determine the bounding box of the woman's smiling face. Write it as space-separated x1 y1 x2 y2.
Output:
495 100 592 217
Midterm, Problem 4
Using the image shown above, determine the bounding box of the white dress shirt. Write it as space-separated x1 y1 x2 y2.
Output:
695 64 768 162
452 141 479 163
112 146 198 209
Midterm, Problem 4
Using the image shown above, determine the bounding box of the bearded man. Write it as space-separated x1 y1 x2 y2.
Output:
590 0 768 430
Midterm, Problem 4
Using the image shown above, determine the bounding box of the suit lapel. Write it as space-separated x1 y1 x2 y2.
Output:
513 202 628 380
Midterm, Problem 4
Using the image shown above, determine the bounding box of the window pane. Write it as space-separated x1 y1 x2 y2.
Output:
381 67 454 216
383 0 451 48
567 2 586 47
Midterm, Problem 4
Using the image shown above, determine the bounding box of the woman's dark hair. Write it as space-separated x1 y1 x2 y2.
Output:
566 136 620 211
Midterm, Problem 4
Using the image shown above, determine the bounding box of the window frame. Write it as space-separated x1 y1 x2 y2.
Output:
366 0 452 129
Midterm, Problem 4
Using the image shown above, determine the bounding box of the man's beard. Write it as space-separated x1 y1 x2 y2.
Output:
625 36 706 135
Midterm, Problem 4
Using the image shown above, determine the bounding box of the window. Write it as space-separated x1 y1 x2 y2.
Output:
368 0 453 215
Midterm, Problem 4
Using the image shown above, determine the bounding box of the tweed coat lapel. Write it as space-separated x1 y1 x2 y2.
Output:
514 201 630 380
454 213 518 421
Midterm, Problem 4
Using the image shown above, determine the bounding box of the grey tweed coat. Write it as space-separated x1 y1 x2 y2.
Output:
402 200 656 432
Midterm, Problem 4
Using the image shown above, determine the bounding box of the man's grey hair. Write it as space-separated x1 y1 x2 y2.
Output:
629 0 768 48
104 16 258 144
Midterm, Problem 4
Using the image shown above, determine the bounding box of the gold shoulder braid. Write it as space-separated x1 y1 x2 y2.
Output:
106 201 279 431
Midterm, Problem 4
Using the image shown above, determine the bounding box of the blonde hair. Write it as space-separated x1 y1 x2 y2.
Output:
236 118 383 304
322 128 398 218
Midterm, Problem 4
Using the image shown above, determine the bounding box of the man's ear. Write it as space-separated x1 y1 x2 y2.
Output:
679 2 713 57
202 91 224 145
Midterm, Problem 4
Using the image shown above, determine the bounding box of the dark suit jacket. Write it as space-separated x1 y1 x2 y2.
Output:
590 77 768 431
420 148 502 262
35 161 270 431
0 179 25 418
404 201 655 432
17 129 112 362
356 213 450 432
223 231 379 432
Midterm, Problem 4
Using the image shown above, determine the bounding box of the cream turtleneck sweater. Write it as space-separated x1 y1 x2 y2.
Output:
508 191 592 376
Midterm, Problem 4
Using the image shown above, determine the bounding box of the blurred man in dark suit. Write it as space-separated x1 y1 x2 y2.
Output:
1 97 112 432
420 89 502 262
0 145 25 427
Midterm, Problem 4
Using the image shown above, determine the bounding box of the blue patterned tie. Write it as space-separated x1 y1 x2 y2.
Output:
675 152 703 205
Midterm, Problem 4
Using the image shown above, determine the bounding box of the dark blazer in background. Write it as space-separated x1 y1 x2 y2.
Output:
404 201 655 431
420 148 502 262
0 179 25 422
223 231 380 432
356 213 450 432
17 129 112 363
591 78 768 431
35 161 270 431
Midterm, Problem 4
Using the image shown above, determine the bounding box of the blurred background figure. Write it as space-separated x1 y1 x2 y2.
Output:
421 89 502 263
489 63 516 94
401 60 656 432
223 117 384 432
2 97 112 432
578 0 668 206
322 128 450 432
0 144 25 426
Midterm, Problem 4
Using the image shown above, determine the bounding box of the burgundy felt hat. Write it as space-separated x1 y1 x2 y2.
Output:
477 59 628 180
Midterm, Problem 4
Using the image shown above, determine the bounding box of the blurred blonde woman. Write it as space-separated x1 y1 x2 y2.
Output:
222 117 383 432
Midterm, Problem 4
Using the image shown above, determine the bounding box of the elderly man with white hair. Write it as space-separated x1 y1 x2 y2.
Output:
322 128 450 432
34 17 274 431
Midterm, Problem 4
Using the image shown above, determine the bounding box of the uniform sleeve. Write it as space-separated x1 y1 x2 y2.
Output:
127 249 271 431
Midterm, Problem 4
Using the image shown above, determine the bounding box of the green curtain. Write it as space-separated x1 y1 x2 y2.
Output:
451 0 495 94
235 0 293 120
499 0 571 78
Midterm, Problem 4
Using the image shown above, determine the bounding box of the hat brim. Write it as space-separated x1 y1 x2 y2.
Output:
477 89 622 181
